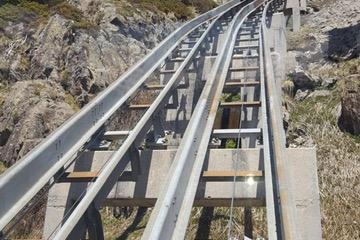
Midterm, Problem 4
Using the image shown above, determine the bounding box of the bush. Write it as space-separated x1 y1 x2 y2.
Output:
0 161 7 174
0 0 52 28
72 20 98 31
19 1 49 18
53 1 82 22
53 2 98 30
134 0 195 20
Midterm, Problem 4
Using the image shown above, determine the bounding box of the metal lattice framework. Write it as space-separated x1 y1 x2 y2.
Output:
0 0 308 239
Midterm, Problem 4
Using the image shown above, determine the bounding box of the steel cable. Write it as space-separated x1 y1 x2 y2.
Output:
228 14 259 240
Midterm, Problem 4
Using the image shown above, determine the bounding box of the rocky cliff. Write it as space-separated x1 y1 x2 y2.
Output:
0 0 179 167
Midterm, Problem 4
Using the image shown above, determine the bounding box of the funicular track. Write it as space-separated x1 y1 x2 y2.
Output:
0 0 303 239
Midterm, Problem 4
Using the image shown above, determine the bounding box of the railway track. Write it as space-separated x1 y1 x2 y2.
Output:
0 0 321 239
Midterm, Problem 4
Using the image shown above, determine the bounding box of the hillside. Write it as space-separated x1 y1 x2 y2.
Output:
285 0 360 238
0 0 219 170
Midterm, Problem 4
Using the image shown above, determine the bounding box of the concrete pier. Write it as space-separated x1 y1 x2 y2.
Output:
270 12 287 95
43 148 322 239
286 0 301 32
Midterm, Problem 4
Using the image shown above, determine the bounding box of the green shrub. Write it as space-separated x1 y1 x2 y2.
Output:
0 3 24 23
19 0 49 18
0 0 52 28
225 139 237 148
53 2 98 30
221 93 241 102
0 0 95 30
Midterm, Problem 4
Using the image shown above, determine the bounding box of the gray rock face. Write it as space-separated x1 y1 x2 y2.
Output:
0 1 177 167
29 7 175 106
0 81 75 166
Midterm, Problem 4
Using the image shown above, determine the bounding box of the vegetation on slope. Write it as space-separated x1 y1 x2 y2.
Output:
0 0 97 30
136 0 217 19
133 0 195 19
287 59 360 239
101 206 269 239
0 161 6 174
112 0 217 20
0 0 218 31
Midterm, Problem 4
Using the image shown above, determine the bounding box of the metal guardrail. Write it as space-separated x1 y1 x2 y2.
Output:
261 0 300 239
0 0 247 232
258 10 279 240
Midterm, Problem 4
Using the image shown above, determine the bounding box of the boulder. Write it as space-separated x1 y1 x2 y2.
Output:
307 89 331 98
0 1 177 168
290 66 321 90
0 81 75 166
321 77 337 88
338 74 360 134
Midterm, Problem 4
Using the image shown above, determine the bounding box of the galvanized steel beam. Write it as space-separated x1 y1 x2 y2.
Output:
261 0 300 239
141 1 265 239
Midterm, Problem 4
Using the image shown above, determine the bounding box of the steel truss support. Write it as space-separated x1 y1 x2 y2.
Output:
142 1 266 239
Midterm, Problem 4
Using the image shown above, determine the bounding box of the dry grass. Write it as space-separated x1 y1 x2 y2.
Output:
101 206 269 239
0 1 97 30
101 207 150 239
185 207 267 239
288 85 360 239
110 0 217 20
64 93 80 111
287 25 317 51
0 161 7 175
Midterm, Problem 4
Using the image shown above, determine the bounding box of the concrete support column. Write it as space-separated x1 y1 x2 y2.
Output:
272 13 287 58
286 0 301 32
270 12 287 97
300 0 307 11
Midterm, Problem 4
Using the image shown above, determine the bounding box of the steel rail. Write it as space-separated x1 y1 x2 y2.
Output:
50 2 250 239
141 1 264 239
228 13 264 238
0 0 245 232
259 15 278 240
261 0 299 239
